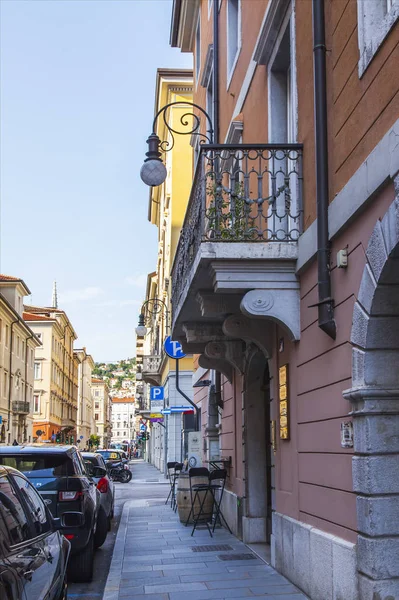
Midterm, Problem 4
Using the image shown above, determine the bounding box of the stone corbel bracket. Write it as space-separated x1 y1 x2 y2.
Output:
198 354 233 383
205 340 246 375
223 314 274 358
240 289 300 341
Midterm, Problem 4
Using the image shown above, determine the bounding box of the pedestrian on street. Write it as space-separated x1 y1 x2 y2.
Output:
12 439 18 446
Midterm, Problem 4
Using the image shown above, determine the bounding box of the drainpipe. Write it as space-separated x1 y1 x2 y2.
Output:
175 359 199 431
7 319 19 442
313 0 336 339
213 0 219 144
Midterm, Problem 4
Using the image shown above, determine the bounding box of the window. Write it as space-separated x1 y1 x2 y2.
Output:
3 372 7 398
268 17 298 233
95 413 99 421
95 402 100 409
269 22 295 144
13 474 51 536
0 475 31 546
357 0 399 77
34 362 41 379
16 336 20 357
33 394 40 413
21 340 25 361
95 390 99 397
30 348 33 365
227 0 241 84
195 12 201 81
5 325 9 348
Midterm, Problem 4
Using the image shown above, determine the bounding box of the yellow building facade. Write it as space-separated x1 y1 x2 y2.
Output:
135 69 195 470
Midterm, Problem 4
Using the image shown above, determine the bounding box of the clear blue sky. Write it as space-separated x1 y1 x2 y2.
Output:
0 0 192 362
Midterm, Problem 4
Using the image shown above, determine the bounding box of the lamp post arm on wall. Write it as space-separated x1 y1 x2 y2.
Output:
135 297 170 338
140 102 214 187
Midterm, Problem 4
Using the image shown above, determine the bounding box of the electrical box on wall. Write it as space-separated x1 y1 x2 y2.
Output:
337 248 348 268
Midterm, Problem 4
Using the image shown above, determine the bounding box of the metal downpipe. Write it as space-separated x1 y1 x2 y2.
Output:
313 0 336 339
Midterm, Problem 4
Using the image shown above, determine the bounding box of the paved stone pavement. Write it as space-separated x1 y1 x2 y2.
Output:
103 463 308 600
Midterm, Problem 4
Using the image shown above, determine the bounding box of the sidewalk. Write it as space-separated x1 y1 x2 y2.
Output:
104 463 308 600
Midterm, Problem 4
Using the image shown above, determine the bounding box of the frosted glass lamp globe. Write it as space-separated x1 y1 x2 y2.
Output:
140 159 167 187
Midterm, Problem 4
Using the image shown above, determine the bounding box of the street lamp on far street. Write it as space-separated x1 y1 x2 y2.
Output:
135 298 170 338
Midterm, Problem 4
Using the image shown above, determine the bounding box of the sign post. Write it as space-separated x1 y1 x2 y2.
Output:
163 336 199 431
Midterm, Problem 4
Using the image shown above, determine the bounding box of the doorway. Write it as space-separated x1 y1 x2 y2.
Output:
243 348 273 546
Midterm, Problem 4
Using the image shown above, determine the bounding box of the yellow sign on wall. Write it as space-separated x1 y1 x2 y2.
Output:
279 365 289 440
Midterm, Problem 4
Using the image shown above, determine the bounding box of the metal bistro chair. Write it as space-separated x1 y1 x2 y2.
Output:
191 468 231 537
165 460 177 506
185 467 210 526
165 462 182 508
172 463 183 511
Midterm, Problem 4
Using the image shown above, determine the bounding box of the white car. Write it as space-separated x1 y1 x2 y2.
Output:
82 452 115 529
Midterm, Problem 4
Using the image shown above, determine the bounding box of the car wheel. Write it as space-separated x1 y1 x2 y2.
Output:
68 535 94 582
121 470 132 483
94 507 108 548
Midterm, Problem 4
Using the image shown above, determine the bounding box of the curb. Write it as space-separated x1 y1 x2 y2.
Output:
103 499 147 600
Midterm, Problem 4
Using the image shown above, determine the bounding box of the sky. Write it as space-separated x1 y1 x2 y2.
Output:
0 0 192 362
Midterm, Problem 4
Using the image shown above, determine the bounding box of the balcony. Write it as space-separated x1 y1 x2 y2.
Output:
142 355 162 386
12 401 30 415
171 144 303 356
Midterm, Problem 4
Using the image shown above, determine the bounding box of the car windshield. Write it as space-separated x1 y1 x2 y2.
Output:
0 454 75 477
97 451 120 461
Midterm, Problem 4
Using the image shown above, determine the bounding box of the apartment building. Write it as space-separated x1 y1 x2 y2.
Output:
75 348 95 447
0 275 41 444
110 396 135 445
91 378 111 447
164 1 399 599
23 304 79 443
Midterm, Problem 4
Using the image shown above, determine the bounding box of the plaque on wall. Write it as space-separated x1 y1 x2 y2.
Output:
279 365 289 440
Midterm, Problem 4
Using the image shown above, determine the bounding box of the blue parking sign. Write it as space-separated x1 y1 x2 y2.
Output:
163 336 186 359
150 387 164 401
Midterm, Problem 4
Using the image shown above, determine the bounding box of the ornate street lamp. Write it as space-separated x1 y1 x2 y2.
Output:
140 101 214 187
135 298 170 337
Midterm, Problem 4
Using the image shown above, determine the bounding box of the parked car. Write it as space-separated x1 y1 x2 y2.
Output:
82 452 115 530
0 445 108 582
97 449 127 464
0 464 75 600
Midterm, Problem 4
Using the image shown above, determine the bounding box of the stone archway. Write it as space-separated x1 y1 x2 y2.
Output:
345 186 399 600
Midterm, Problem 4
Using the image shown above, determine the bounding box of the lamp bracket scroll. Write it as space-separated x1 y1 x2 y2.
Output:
140 102 214 187
135 298 170 338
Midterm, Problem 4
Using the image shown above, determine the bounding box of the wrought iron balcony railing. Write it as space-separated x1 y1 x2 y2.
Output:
171 143 303 313
12 401 30 414
142 355 162 375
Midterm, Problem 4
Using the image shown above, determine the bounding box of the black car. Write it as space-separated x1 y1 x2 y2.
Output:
0 465 72 600
0 445 108 582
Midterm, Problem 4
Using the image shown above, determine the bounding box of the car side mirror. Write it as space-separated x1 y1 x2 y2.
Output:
92 466 107 478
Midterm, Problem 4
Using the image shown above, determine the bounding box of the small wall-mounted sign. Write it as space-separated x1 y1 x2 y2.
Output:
340 421 354 448
279 364 289 440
